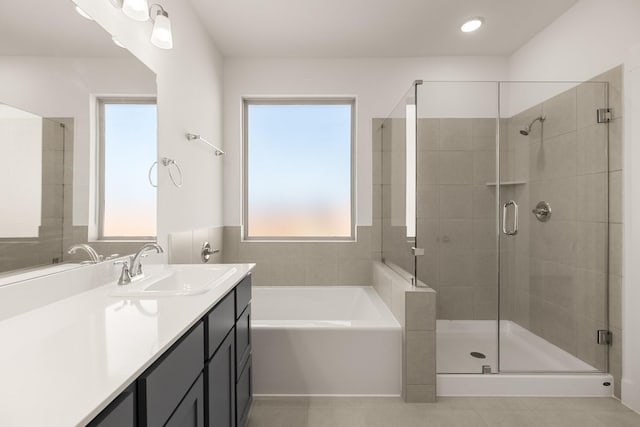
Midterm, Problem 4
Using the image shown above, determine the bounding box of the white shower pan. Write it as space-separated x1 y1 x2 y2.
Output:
436 320 613 397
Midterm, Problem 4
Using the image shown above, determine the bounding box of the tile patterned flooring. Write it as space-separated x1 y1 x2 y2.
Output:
248 396 640 427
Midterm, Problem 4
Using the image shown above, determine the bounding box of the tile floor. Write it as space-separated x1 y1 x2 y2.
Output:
248 396 640 427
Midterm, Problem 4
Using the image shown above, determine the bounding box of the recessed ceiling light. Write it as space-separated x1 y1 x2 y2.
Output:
461 18 483 33
75 6 94 20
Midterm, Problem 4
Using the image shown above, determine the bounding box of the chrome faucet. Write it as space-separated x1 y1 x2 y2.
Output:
67 244 101 264
130 243 164 278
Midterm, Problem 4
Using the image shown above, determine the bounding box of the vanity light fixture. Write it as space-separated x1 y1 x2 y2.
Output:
149 4 173 49
461 17 484 33
122 0 149 21
75 6 93 20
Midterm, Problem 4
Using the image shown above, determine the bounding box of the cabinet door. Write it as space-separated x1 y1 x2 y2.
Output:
165 374 204 427
236 357 252 427
139 322 204 427
88 386 135 427
235 304 251 379
207 291 236 359
235 275 251 319
207 329 236 427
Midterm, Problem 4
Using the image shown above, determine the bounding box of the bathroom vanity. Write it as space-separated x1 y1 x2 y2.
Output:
0 263 254 427
90 273 252 427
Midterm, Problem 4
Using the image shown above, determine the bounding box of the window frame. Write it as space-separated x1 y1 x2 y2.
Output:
97 96 157 241
242 97 356 241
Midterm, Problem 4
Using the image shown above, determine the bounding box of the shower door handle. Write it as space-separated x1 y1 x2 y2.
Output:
502 200 519 236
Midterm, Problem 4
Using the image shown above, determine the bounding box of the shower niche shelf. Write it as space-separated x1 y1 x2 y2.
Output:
485 181 527 187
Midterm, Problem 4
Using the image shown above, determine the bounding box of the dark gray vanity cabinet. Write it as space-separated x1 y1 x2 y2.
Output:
88 273 252 427
206 274 252 427
87 385 136 427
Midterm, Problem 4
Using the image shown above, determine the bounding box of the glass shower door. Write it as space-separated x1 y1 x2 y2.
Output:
380 85 418 281
415 82 500 374
498 81 609 373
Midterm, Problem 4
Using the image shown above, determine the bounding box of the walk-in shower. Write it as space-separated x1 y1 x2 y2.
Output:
379 75 617 396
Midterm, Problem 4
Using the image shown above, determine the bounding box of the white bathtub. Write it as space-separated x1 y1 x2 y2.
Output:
251 286 402 396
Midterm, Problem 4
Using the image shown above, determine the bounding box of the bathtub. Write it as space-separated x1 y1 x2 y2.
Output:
251 286 402 396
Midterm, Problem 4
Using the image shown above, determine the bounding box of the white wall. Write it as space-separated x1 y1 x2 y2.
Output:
75 0 225 248
223 57 508 227
508 0 640 113
509 0 640 82
0 56 155 230
508 0 640 412
623 43 640 412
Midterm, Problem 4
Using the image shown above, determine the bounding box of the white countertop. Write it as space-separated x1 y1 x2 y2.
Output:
0 263 254 427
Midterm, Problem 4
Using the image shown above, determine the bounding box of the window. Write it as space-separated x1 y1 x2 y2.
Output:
243 99 355 240
98 98 157 239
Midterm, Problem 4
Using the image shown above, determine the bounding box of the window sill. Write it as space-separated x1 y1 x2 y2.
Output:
241 239 357 243
90 239 156 244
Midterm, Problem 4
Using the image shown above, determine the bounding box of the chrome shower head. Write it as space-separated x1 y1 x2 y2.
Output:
520 115 545 136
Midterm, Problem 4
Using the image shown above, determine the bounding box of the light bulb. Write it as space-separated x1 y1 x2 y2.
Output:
461 18 483 33
122 0 149 21
151 11 173 49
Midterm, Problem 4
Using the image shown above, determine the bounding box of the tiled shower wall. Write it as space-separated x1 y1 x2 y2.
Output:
375 116 505 320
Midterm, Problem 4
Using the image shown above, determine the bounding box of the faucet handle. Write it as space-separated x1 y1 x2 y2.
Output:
113 259 132 286
135 253 150 275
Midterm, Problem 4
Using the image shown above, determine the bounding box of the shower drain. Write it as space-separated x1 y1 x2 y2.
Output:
470 352 486 359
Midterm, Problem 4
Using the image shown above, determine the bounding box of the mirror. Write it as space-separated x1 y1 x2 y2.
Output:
0 0 157 282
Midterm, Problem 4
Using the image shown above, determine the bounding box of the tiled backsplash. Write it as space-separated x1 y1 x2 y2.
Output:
168 226 224 264
221 226 378 286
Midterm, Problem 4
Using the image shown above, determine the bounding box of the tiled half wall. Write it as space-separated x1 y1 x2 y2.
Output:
373 261 436 403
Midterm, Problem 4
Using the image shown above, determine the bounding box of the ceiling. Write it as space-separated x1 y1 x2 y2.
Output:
0 0 126 57
189 0 578 58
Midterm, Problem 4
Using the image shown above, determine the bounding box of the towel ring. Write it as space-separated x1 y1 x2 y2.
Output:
161 157 183 188
148 161 158 188
147 158 183 188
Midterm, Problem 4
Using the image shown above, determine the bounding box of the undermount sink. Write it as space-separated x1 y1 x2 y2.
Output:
110 265 238 297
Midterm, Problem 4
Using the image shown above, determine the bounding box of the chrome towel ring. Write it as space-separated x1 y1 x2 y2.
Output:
148 161 158 187
147 157 183 188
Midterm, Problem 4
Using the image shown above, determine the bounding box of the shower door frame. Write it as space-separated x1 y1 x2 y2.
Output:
410 79 611 376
